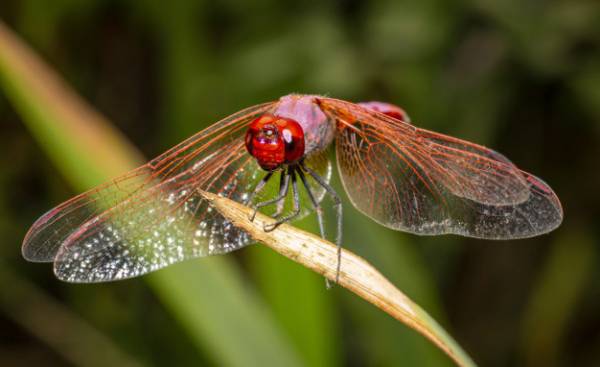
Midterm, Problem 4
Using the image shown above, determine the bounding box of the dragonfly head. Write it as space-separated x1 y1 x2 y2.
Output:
245 114 305 171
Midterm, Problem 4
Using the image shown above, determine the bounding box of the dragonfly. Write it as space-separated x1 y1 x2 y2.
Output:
22 94 563 283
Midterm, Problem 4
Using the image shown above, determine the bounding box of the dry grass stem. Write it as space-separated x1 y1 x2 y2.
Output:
199 190 476 367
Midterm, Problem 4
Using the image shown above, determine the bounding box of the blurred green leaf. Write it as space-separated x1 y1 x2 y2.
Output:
149 257 303 367
133 3 342 365
342 209 454 367
203 190 477 367
247 219 340 367
0 20 302 367
0 264 144 367
520 228 595 367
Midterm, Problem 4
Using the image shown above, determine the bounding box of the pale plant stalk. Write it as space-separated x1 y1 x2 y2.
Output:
199 190 476 367
0 19 475 366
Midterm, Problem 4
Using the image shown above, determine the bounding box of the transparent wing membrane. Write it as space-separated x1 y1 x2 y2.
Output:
22 167 154 262
319 98 562 239
54 150 258 282
23 103 285 282
24 95 562 282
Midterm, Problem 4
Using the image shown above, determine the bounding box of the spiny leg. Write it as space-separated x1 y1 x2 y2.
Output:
244 171 273 206
263 168 300 232
297 167 325 240
273 171 288 218
249 170 291 222
245 171 274 220
302 162 343 286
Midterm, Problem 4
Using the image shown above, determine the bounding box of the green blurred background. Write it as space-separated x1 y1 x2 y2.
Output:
0 0 599 366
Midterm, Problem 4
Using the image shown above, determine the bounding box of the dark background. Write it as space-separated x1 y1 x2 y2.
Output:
1 1 599 366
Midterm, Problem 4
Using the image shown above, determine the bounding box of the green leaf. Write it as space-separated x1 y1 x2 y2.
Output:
202 190 478 367
342 214 454 367
247 218 340 367
520 228 594 366
135 3 342 365
0 20 302 367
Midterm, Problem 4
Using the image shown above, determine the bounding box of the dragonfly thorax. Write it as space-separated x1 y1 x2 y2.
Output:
245 114 305 171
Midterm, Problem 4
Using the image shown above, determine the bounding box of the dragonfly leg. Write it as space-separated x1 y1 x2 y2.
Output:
264 169 300 232
302 162 343 287
297 166 326 240
273 171 288 218
249 170 290 222
245 171 274 220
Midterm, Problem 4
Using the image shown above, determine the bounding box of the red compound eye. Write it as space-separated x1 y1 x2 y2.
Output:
276 118 305 164
358 101 411 123
246 114 305 171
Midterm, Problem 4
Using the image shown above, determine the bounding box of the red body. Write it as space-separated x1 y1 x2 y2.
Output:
21 93 563 284
358 101 411 122
245 95 335 171
245 96 412 171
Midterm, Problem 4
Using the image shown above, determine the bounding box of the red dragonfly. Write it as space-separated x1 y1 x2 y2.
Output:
22 95 563 283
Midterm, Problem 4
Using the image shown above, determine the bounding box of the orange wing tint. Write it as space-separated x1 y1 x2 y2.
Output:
22 103 275 281
318 97 562 239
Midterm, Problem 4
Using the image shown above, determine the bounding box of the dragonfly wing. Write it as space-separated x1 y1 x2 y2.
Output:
319 98 562 239
447 172 563 239
22 166 153 262
23 102 284 282
54 150 259 282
